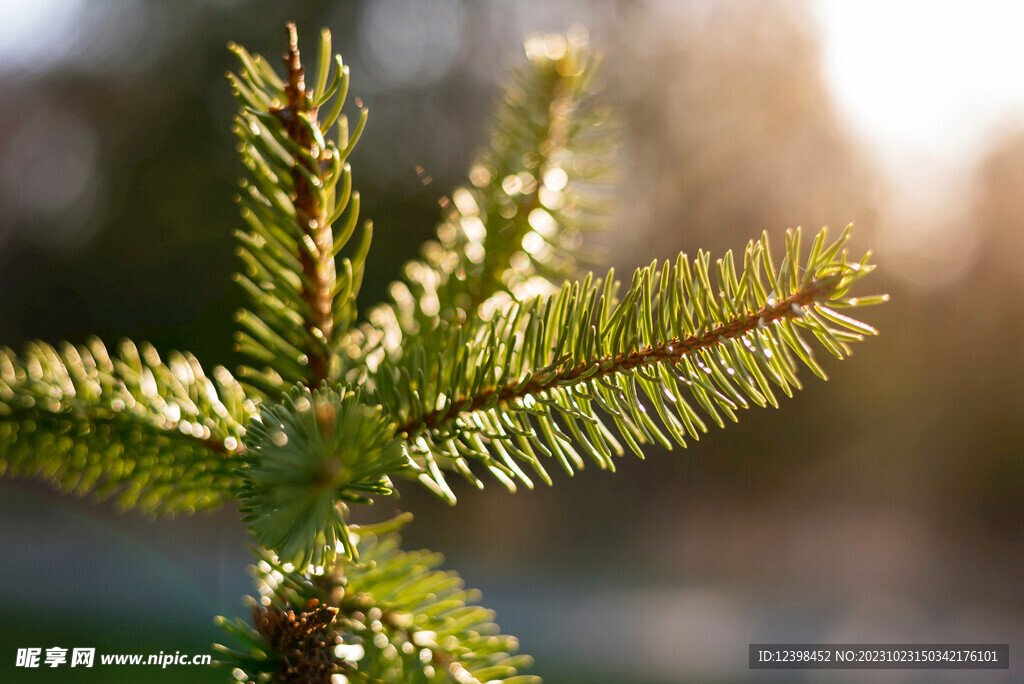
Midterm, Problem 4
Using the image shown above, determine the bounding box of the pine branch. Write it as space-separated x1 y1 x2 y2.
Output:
236 227 885 562
371 226 887 500
215 530 536 684
0 22 891 684
211 25 888 683
238 385 414 566
360 29 617 366
282 23 335 384
0 338 252 514
402 277 829 435
229 24 370 394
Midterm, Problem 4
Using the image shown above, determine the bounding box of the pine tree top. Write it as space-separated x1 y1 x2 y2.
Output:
0 22 886 683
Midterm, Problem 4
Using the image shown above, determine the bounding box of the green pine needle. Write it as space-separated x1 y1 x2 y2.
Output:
371 225 886 500
359 28 619 371
0 338 251 514
0 22 889 684
215 529 537 683
239 384 413 566
229 22 370 393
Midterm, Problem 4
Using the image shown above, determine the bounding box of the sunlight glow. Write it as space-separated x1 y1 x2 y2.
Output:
814 0 1024 161
813 0 1024 288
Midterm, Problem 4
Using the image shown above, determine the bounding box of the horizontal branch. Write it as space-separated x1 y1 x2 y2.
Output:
370 225 885 499
0 338 253 514
397 279 826 437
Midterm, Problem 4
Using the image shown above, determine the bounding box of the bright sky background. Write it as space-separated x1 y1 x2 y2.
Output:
3 0 1023 283
5 0 1024 169
811 0 1024 285
813 0 1024 170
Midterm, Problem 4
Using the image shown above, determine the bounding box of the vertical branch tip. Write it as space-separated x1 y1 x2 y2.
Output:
284 21 306 102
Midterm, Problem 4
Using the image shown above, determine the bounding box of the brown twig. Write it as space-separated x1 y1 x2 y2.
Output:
279 22 335 387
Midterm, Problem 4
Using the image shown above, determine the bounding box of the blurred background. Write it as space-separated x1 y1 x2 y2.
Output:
1 0 1022 682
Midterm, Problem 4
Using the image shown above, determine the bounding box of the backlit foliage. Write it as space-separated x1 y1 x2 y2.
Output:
0 23 885 683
